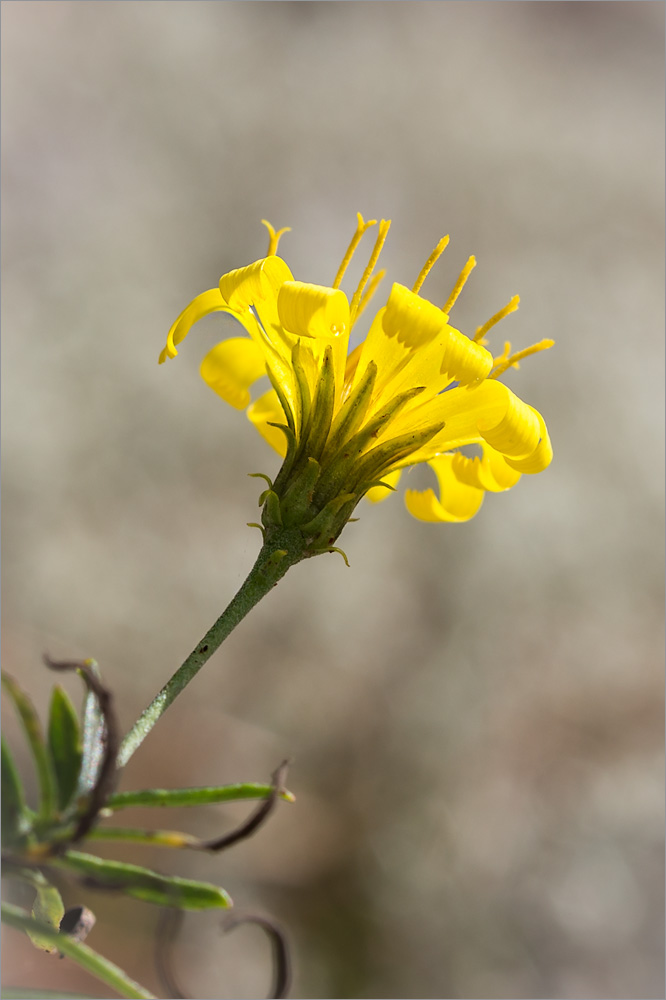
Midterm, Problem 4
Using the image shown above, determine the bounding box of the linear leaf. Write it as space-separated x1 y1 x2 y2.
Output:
2 990 96 999
1 902 155 1000
1 737 30 846
75 661 105 797
47 686 82 812
52 850 232 909
106 781 294 810
1 674 56 819
28 875 65 955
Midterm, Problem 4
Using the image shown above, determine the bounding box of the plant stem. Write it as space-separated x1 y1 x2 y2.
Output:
1 903 156 1000
118 533 306 768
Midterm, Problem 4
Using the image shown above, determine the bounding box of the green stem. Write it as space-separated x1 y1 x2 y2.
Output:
1 903 156 1000
118 533 306 768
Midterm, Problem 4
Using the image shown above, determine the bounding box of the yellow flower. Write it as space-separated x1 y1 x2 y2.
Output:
160 215 552 549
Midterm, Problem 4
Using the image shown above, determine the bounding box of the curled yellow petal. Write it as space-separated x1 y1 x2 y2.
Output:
199 337 267 410
247 389 289 457
504 407 553 473
159 288 227 363
440 327 494 385
405 454 484 523
382 283 447 348
219 256 293 311
477 386 541 458
277 281 350 339
451 446 521 493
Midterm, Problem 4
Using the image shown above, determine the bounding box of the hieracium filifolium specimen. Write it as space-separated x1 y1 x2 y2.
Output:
160 215 552 561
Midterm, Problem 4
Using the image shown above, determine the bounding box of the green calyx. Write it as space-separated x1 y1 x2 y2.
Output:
256 354 438 560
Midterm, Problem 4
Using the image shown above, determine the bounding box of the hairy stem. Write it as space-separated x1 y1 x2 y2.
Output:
118 534 306 768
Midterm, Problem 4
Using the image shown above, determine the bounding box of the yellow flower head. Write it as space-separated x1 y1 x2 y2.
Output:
160 215 552 549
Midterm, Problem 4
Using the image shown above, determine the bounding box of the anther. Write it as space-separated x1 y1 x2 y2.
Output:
474 294 520 343
412 235 450 294
490 338 554 379
442 256 477 314
261 220 292 257
350 219 391 324
332 212 377 289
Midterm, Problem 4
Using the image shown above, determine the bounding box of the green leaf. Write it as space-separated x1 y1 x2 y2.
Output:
2 990 96 999
1 902 156 1000
75 661 105 797
106 780 295 811
47 686 83 812
52 850 233 909
1 737 30 846
28 874 65 955
1 674 57 820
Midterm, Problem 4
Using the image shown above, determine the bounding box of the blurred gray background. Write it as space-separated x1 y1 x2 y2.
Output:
2 2 664 998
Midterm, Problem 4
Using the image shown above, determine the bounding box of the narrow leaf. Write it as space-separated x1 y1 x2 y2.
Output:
47 686 82 812
1 902 156 1000
1 737 30 846
52 850 232 909
2 990 96 999
28 875 65 955
1 674 56 819
105 781 295 811
75 661 105 797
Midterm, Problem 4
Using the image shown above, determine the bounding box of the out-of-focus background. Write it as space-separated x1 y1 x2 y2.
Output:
2 2 664 998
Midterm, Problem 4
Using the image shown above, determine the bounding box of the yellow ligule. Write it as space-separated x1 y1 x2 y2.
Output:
474 295 520 344
219 256 293 311
451 447 521 492
382 283 447 348
200 337 266 409
442 256 476 314
477 388 541 458
440 328 494 385
277 281 350 340
261 220 292 257
412 235 450 294
505 408 553 473
160 288 226 363
405 453 485 523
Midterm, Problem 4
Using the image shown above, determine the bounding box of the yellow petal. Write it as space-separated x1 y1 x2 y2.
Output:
390 380 540 465
382 283 448 347
504 407 553 473
405 454 484 523
365 468 402 503
451 445 522 492
439 327 493 385
246 389 289 457
160 288 231 363
477 386 541 457
199 337 267 410
277 281 350 340
219 256 293 312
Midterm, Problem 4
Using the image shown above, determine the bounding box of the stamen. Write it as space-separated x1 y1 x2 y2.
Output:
474 294 519 343
442 256 477 314
261 219 292 257
490 339 554 379
349 219 391 324
355 268 386 322
412 235 450 294
332 212 377 290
